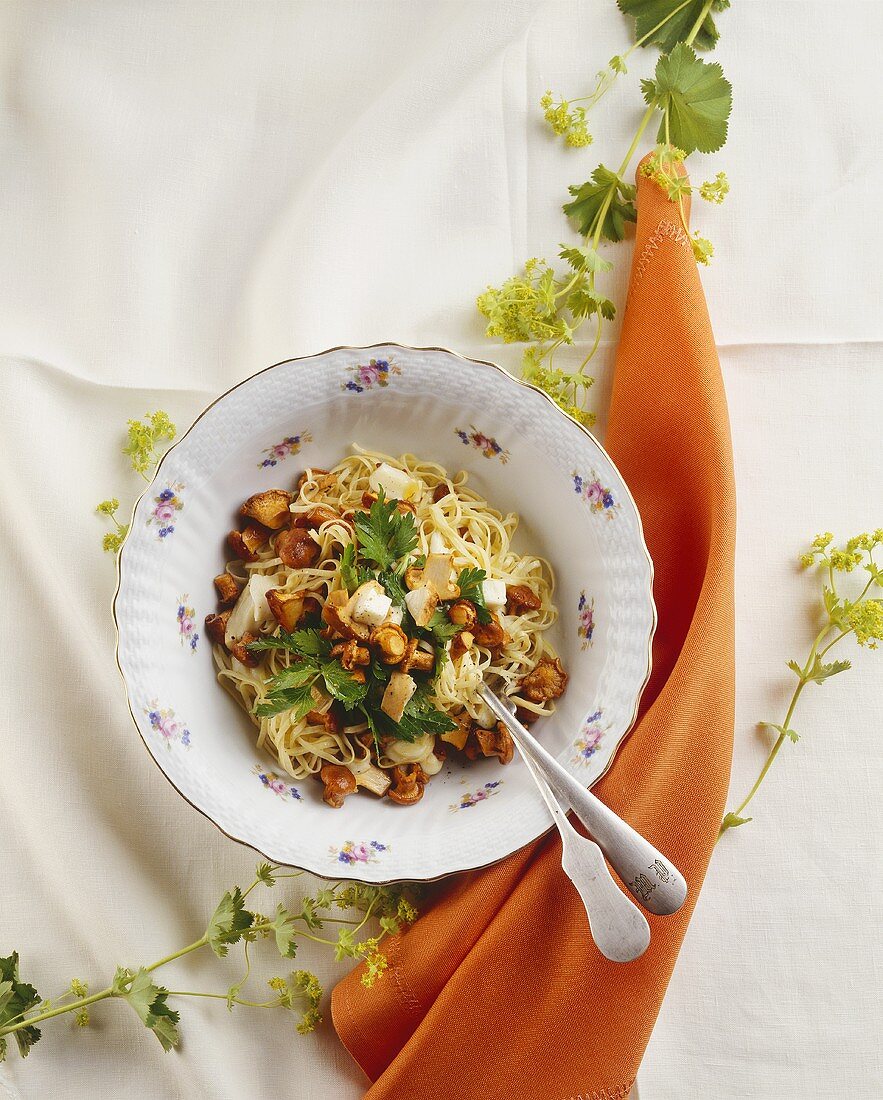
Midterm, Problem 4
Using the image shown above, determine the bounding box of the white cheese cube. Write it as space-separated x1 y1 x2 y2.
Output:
384 604 404 627
481 578 507 611
350 581 393 627
404 584 439 627
429 531 447 555
368 462 419 501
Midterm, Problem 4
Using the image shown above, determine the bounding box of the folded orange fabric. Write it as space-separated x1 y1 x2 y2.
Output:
332 162 736 1099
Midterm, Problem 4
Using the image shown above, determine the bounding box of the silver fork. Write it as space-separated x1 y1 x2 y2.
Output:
514 737 651 962
480 685 687 918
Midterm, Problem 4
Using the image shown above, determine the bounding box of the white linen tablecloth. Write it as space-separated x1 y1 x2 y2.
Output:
1 3 881 1098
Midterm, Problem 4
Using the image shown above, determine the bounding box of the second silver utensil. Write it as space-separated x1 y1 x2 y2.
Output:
516 740 651 962
480 685 687 917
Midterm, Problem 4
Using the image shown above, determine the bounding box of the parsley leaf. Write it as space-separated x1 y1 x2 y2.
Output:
372 684 457 742
563 165 637 241
641 43 732 154
268 662 321 691
0 953 41 1061
353 489 418 570
113 968 180 1052
206 888 255 957
426 608 461 645
618 0 730 54
339 543 360 594
319 661 368 708
255 683 317 720
247 628 331 659
377 566 408 609
455 567 493 624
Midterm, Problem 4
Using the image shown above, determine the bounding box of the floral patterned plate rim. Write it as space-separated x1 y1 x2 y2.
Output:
113 343 655 884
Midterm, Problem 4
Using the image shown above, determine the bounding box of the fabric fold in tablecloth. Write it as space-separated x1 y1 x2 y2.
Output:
332 161 736 1099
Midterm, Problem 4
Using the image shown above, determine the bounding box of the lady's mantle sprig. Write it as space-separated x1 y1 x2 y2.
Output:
0 864 418 1062
720 531 883 837
477 0 732 424
96 410 177 555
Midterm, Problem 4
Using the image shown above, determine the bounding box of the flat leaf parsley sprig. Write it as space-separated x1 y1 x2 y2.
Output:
96 410 178 554
477 0 732 424
719 531 883 837
0 863 418 1062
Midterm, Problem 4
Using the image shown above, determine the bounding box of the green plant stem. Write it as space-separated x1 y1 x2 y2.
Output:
569 0 692 106
718 624 835 839
1 989 115 1035
684 0 715 46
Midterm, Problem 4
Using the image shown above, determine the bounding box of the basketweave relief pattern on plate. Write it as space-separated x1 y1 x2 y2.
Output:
115 344 655 883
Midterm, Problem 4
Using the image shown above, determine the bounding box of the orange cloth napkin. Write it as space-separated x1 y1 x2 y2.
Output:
332 162 736 1099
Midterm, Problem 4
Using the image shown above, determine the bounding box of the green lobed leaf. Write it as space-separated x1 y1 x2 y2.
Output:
720 811 752 832
563 166 637 241
641 43 732 154
206 888 255 957
618 0 730 53
0 953 42 1061
763 722 800 744
115 968 180 1052
269 904 299 959
806 656 852 684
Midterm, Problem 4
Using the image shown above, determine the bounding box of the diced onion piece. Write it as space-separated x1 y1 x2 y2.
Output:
225 574 276 646
404 584 438 627
368 462 420 501
420 748 444 776
385 732 434 764
429 531 447 555
384 604 404 627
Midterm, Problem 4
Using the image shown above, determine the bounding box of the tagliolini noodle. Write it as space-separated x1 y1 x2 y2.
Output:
210 447 563 793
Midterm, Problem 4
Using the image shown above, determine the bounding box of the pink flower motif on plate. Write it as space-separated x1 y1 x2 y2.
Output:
571 709 605 766
330 840 389 865
342 357 401 394
449 781 503 811
176 595 199 652
146 482 185 539
144 701 192 750
577 591 595 649
252 763 301 801
572 471 618 517
258 430 313 469
454 425 509 463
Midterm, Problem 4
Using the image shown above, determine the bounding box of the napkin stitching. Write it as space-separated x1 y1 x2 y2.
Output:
387 932 422 1017
563 1082 633 1100
632 220 689 284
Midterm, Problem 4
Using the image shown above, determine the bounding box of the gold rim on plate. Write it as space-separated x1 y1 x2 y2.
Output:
111 342 657 884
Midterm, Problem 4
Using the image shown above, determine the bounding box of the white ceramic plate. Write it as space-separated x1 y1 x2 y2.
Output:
114 344 655 882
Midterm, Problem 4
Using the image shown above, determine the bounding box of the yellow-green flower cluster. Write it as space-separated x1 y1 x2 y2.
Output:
123 410 177 478
540 92 592 147
700 172 730 204
691 233 714 265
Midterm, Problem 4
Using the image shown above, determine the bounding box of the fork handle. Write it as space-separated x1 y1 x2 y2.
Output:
480 687 687 917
